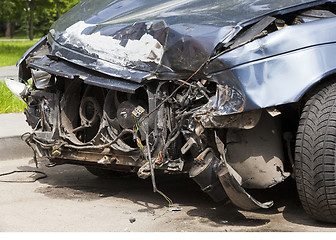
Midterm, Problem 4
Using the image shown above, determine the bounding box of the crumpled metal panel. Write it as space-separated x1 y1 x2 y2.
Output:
27 0 336 117
226 111 290 189
52 0 312 31
48 20 231 82
211 45 336 112
212 17 336 70
47 37 150 83
215 132 273 210
47 0 329 83
29 56 142 93
205 17 336 112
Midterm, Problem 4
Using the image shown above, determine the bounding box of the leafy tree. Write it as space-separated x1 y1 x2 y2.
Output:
0 0 22 38
25 0 55 40
39 0 81 35
0 0 81 39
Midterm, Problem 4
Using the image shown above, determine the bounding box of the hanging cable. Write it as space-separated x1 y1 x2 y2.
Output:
133 116 175 218
0 170 47 183
145 132 157 192
155 189 174 219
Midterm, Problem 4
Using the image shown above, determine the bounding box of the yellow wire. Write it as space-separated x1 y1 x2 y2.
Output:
155 189 174 219
133 117 173 219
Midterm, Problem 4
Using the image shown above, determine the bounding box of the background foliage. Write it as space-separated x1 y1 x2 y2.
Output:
0 0 81 39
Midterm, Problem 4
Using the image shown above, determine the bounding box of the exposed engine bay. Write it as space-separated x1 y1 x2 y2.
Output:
7 1 336 212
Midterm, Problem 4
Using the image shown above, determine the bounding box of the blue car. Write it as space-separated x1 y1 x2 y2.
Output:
7 0 336 223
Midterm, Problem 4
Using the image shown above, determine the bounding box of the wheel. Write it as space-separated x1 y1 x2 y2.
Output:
85 166 132 179
295 81 336 223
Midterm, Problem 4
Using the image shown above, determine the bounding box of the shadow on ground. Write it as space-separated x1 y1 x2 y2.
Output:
17 160 336 230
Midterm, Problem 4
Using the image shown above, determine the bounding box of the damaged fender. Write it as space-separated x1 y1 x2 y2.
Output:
215 132 273 210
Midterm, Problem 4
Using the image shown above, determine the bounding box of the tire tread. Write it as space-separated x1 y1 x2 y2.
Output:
295 81 336 223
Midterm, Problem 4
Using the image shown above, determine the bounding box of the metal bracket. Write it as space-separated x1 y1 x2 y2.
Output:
167 158 184 171
181 138 197 155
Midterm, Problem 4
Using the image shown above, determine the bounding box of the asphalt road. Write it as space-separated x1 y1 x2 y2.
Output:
1 158 336 232
0 65 17 81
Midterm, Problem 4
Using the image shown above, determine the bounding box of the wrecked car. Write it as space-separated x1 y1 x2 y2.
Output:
6 0 336 223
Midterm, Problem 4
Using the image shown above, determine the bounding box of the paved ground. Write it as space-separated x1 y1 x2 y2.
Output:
0 65 17 81
0 64 33 160
0 113 31 139
0 113 33 160
0 157 336 232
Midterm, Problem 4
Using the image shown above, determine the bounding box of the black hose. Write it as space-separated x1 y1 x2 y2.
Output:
0 170 47 183
162 123 183 158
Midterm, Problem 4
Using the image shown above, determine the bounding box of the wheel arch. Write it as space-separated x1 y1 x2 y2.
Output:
298 69 336 107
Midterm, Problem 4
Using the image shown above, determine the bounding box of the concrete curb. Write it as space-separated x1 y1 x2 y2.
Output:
0 113 33 161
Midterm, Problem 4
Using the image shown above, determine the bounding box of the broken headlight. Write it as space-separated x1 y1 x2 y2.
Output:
195 85 246 128
211 85 245 116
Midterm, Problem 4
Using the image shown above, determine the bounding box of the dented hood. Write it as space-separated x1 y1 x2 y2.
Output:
48 0 321 82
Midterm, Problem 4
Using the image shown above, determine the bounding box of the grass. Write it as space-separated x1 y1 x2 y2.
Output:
0 30 44 39
0 40 38 67
0 81 26 113
0 40 35 113
0 37 40 40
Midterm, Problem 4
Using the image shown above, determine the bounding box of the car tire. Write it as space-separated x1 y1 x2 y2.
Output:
295 81 336 223
85 166 132 179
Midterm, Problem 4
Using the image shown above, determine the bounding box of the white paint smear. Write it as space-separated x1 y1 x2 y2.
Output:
62 21 164 65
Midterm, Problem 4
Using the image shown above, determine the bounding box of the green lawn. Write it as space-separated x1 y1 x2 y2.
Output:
0 81 26 113
0 41 36 114
0 40 37 67
0 40 34 113
0 29 44 40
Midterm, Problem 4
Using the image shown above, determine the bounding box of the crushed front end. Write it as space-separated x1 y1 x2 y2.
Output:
12 35 286 210
9 0 336 211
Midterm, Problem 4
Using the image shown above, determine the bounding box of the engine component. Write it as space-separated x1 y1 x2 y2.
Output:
79 96 102 127
60 80 106 144
189 149 227 202
295 9 336 23
117 101 145 129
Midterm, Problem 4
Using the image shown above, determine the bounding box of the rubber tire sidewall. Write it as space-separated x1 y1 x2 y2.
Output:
295 81 336 223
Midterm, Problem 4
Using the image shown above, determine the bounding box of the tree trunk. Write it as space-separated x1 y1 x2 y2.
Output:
5 20 13 38
56 0 61 18
26 0 35 40
29 0 35 40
